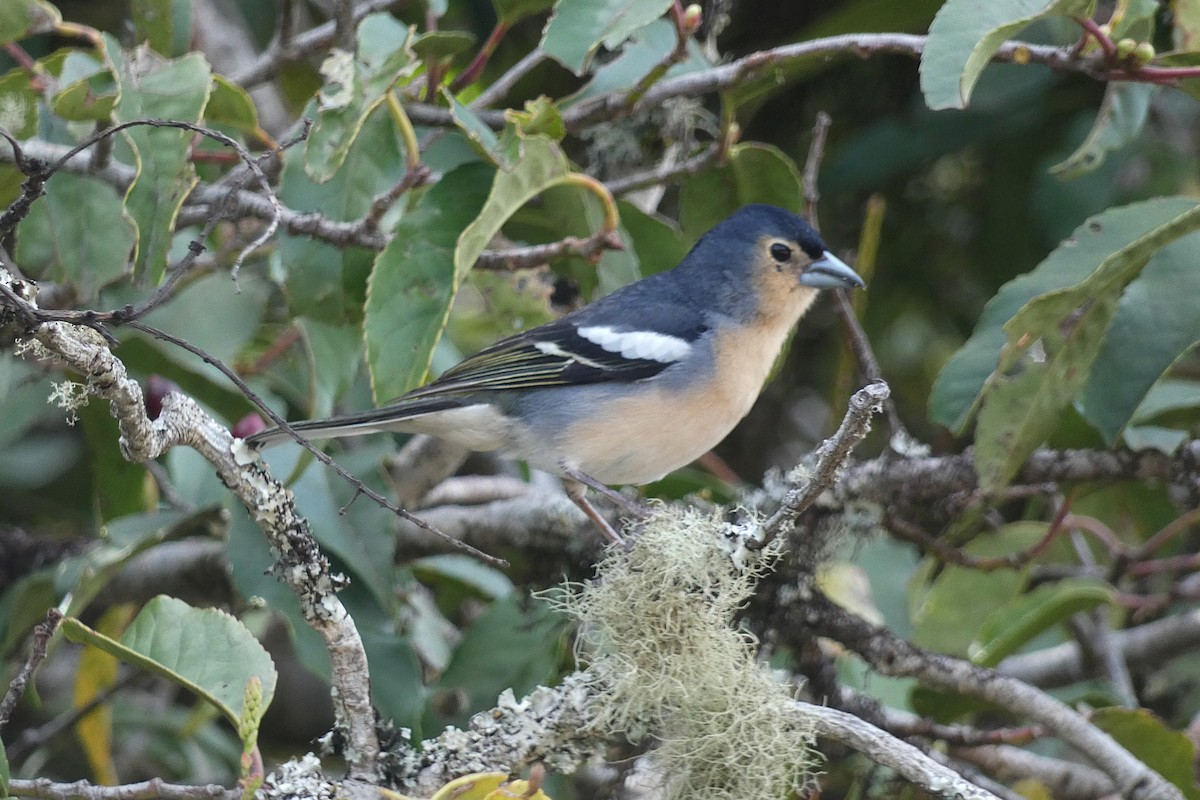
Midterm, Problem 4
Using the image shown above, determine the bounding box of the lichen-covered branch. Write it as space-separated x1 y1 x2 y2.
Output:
0 270 380 781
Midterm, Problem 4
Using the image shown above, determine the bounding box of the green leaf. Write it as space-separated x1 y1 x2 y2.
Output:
298 317 364 419
15 173 136 300
305 14 416 182
455 135 573 285
973 198 1200 489
929 197 1200 432
540 0 673 74
1051 82 1154 179
80 401 154 522
277 98 408 322
133 0 193 56
920 0 1094 110
0 68 37 137
679 143 804 240
504 96 566 141
1130 378 1200 424
974 292 1116 490
1091 708 1200 800
108 39 213 284
971 578 1113 666
617 200 689 276
206 74 260 135
49 51 118 122
1078 232 1200 443
1174 0 1200 50
444 90 513 168
54 510 202 615
909 522 1046 657
62 596 278 730
0 0 60 46
140 271 270 376
0 736 7 798
1111 0 1159 41
492 0 555 25
365 162 493 401
564 18 711 106
412 30 475 61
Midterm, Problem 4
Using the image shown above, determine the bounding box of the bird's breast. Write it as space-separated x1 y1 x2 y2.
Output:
553 311 807 486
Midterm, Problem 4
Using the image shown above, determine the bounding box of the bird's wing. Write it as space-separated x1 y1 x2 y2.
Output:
399 311 707 401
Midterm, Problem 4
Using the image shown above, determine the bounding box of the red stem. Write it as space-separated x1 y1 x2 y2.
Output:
449 20 511 94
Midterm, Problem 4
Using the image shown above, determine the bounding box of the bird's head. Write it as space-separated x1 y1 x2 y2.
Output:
682 204 864 321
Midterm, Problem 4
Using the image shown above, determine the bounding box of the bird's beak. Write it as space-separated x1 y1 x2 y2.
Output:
799 251 865 290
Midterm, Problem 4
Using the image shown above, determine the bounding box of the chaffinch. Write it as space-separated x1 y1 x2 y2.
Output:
247 204 864 542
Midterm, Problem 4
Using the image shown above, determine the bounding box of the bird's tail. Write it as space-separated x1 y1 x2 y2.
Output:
244 397 464 450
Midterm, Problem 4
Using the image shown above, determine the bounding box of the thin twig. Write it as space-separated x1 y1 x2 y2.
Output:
798 113 910 446
6 778 239 800
801 702 1002 800
0 608 62 730
469 50 545 109
755 380 889 546
794 589 1184 800
121 319 507 568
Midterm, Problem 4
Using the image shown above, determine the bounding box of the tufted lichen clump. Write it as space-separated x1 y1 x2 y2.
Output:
552 508 817 800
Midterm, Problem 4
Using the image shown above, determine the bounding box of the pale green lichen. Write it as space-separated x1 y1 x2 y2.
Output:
47 380 89 424
551 508 817 800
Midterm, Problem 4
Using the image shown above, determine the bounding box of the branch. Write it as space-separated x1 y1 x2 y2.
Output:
801 702 1002 800
230 0 400 88
6 780 238 800
757 380 889 546
835 443 1200 512
998 607 1200 688
402 34 1107 131
792 589 1184 800
0 271 382 781
0 609 61 730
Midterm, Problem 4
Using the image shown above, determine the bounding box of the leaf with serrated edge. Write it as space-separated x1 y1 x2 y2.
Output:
107 38 212 284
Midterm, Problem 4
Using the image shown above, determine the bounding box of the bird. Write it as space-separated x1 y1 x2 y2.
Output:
245 204 865 543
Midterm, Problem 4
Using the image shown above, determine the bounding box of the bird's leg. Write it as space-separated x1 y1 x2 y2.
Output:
562 477 625 546
560 466 652 519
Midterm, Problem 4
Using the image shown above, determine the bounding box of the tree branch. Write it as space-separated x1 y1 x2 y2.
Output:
792 589 1184 800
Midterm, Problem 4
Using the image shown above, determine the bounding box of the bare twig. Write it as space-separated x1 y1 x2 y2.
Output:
801 702 1001 800
793 589 1184 800
756 380 889 546
231 0 400 87
954 745 1116 800
8 671 140 763
121 319 506 568
999 607 1200 687
6 779 239 800
0 609 62 730
474 229 624 271
469 50 545 109
798 113 909 445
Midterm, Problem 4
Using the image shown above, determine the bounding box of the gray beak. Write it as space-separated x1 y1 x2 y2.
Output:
799 251 865 289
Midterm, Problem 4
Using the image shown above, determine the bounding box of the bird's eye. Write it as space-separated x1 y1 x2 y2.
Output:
769 242 792 263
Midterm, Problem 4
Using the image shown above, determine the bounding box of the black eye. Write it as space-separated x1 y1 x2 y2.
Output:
769 243 792 263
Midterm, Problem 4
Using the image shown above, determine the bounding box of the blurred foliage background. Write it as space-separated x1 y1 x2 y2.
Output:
3 0 1200 797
